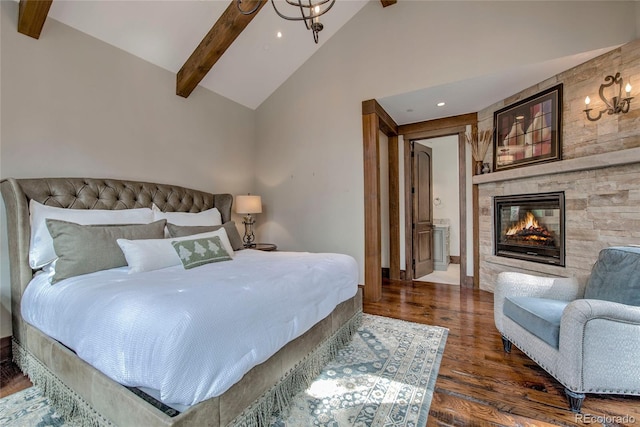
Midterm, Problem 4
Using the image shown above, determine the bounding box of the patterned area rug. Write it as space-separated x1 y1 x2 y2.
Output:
271 314 448 426
0 386 70 426
0 314 448 427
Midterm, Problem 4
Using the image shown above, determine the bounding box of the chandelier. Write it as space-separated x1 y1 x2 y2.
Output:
236 0 336 44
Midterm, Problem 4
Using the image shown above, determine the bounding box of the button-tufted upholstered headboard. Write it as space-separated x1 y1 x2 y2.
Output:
1 177 233 344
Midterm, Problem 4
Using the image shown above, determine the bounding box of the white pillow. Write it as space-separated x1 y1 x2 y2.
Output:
116 239 180 274
29 200 154 269
152 205 222 226
117 228 234 274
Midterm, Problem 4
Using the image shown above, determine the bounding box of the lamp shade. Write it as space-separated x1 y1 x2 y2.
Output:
235 195 262 214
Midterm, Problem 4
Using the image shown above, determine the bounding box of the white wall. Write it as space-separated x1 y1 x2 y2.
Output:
416 136 460 257
379 132 389 268
0 1 256 337
255 1 638 283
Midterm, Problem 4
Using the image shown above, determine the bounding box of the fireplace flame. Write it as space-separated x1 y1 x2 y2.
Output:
504 211 555 245
506 212 539 236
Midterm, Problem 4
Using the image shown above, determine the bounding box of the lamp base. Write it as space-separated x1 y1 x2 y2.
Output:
242 214 256 247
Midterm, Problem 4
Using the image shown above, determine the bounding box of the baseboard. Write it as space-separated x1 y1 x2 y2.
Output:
1 335 12 362
450 256 461 264
463 275 474 288
381 268 406 281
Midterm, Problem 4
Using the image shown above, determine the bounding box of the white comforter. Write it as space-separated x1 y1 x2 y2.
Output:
21 250 358 406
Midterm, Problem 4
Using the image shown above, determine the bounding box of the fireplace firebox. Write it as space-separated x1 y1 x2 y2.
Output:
494 192 565 266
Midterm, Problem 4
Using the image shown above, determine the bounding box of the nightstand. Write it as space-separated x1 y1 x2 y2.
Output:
249 243 277 252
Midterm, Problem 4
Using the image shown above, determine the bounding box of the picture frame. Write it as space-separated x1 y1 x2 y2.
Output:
493 84 563 172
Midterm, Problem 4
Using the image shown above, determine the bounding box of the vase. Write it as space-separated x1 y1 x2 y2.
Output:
474 160 483 176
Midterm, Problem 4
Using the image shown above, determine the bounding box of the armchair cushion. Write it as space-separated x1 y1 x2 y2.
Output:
494 273 585 334
504 296 569 348
584 246 640 306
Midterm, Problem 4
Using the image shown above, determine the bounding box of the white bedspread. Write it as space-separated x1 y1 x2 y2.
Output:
21 250 358 406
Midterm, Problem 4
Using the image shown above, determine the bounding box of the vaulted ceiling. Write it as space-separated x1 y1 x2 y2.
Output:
17 0 377 109
15 0 620 123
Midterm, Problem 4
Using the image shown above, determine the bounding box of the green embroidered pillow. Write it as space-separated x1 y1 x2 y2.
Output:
171 236 232 269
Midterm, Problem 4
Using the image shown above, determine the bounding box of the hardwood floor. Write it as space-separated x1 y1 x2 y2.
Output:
2 280 638 426
0 359 31 399
363 279 640 427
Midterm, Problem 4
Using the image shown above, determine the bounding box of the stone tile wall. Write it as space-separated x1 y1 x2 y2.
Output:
476 39 640 292
478 163 640 291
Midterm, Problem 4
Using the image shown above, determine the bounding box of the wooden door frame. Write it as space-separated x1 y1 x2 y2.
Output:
401 114 476 286
362 100 399 302
363 98 478 301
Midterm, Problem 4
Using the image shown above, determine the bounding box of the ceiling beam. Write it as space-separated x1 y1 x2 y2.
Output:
381 1 397 7
18 0 53 39
176 0 267 98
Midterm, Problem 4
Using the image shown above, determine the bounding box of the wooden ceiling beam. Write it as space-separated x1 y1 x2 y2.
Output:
381 1 397 7
18 0 53 39
176 0 267 98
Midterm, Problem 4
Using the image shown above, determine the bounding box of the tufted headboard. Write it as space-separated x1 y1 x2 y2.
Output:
1 177 233 344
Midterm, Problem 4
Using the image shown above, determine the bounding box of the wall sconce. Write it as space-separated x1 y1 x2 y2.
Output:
235 194 262 247
584 73 633 121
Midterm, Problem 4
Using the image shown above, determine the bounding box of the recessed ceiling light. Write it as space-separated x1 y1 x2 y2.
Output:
277 31 282 38
437 102 445 107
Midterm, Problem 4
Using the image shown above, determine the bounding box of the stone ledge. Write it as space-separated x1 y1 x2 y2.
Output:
485 255 569 277
473 147 640 185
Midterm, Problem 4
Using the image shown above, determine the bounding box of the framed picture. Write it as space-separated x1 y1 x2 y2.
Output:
493 84 563 172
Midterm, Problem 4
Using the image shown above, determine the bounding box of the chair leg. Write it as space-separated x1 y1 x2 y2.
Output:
565 389 585 413
501 335 512 353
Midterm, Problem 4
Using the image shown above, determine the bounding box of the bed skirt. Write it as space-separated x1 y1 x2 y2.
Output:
13 339 113 426
13 310 362 426
231 310 362 426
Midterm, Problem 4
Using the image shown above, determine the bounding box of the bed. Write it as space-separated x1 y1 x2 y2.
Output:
1 177 362 427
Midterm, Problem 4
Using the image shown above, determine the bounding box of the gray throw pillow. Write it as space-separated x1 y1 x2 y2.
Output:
46 219 166 284
171 236 232 269
167 221 244 251
584 246 640 306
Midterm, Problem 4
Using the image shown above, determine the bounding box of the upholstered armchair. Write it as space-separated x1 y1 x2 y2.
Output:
494 246 640 412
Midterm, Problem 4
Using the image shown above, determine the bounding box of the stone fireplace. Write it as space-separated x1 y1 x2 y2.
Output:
494 192 564 266
475 154 640 292
472 39 640 292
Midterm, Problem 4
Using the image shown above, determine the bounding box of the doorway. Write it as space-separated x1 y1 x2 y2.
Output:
412 136 461 285
362 99 476 301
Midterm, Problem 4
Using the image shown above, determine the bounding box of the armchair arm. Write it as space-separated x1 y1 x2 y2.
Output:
494 272 586 333
558 299 640 393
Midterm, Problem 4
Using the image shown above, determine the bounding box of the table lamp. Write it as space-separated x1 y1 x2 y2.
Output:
235 194 262 247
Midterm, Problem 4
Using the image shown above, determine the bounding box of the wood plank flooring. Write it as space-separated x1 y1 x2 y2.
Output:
363 279 640 427
2 279 639 426
0 360 31 398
